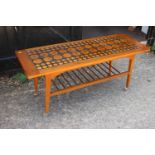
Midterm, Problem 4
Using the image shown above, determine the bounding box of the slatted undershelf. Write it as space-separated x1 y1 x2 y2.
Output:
51 62 128 96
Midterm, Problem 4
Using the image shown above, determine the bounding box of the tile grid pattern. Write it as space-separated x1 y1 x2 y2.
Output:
25 35 139 70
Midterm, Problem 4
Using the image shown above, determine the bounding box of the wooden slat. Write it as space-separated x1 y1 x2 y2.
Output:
81 67 96 80
87 66 101 79
51 71 129 96
101 63 116 75
72 70 85 83
105 62 120 74
65 72 79 85
78 68 90 82
57 77 66 89
52 62 122 92
97 64 109 75
94 65 106 77
61 74 72 87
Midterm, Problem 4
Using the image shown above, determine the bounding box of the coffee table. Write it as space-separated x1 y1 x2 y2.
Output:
16 34 149 113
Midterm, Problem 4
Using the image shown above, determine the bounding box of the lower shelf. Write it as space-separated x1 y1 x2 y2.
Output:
51 62 128 96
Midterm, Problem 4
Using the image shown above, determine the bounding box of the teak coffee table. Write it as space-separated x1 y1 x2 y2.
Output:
16 34 149 113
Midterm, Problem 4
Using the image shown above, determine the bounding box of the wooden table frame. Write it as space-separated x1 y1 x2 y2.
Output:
16 34 149 113
34 56 135 113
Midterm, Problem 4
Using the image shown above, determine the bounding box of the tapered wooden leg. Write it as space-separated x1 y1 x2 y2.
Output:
109 61 112 75
45 75 51 113
126 56 135 89
34 78 38 95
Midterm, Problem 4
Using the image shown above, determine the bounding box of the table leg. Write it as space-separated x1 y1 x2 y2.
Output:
109 61 112 75
45 75 52 113
126 56 135 89
34 78 38 95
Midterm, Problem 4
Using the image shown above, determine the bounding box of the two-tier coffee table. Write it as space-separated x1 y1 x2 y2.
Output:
16 34 149 113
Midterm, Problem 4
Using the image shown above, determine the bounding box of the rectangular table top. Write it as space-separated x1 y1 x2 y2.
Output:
16 34 149 79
